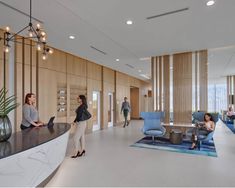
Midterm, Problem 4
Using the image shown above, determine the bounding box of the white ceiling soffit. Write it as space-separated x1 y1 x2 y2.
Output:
1 0 235 81
208 45 235 82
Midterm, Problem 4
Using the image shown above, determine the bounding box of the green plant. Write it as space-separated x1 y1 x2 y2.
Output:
0 88 19 117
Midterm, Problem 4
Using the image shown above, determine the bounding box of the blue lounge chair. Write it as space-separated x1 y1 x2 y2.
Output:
140 112 166 142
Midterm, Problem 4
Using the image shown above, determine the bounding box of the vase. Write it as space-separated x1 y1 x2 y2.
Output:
0 116 12 142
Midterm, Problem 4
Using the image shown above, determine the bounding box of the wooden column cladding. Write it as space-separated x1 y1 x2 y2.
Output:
234 75 235 108
173 52 192 124
151 55 170 122
199 50 208 111
227 75 235 107
163 55 170 123
159 56 163 111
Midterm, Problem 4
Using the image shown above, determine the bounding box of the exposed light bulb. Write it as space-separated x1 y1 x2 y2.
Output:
42 36 46 42
5 26 10 32
41 31 46 37
36 43 41 51
36 23 41 29
28 29 33 37
4 45 10 53
42 53 47 60
49 48 53 54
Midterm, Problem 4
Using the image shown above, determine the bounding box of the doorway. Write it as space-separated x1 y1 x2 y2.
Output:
92 91 100 131
108 92 114 127
130 87 140 119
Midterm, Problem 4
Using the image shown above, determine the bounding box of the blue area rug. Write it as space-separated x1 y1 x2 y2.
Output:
131 137 217 157
223 122 235 133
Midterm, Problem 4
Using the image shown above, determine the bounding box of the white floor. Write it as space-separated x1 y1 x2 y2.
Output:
46 120 235 187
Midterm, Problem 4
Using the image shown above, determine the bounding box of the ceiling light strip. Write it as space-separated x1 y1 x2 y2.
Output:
90 45 107 55
146 7 189 20
125 64 135 69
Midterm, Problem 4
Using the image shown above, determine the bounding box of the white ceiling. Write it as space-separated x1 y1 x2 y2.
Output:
208 45 235 83
1 0 235 81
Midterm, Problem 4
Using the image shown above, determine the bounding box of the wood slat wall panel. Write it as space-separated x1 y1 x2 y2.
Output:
173 52 192 124
103 67 115 84
159 56 162 111
199 50 208 111
163 55 170 123
116 72 130 86
87 62 102 81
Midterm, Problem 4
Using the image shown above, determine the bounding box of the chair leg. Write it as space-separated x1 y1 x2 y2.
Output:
198 141 201 150
152 136 155 142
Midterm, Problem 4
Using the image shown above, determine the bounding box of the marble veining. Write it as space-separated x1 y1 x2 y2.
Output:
0 131 69 187
0 123 70 159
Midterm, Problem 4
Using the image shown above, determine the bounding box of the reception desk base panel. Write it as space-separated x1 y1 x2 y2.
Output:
0 130 69 187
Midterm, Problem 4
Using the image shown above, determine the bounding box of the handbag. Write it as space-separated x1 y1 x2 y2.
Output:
81 108 92 121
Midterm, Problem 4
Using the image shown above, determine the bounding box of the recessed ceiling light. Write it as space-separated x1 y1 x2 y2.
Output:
206 0 215 6
126 20 133 25
138 70 142 73
69 35 75 39
139 57 151 61
116 59 120 62
140 74 150 79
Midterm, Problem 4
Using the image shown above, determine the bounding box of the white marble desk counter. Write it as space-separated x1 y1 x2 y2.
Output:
0 123 71 187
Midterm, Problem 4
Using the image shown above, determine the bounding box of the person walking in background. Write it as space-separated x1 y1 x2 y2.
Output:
21 93 44 130
71 95 91 158
121 97 131 128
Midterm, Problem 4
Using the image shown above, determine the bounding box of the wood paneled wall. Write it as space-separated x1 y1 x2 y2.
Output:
173 52 192 124
102 67 115 129
0 28 149 132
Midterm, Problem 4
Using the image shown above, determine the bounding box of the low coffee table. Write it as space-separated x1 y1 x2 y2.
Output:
170 129 182 144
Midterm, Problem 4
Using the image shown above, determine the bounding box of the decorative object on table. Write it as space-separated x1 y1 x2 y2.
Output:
0 0 53 60
0 88 19 142
170 129 183 144
131 136 217 157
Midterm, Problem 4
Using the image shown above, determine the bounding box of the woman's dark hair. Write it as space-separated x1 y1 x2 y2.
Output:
204 113 214 122
25 93 35 105
79 95 87 107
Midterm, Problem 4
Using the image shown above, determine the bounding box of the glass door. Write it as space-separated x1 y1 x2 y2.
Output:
92 91 100 131
108 93 113 127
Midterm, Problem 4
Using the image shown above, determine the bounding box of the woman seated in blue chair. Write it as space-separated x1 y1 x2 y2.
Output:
189 113 215 150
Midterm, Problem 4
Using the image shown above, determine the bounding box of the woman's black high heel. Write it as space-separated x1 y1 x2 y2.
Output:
78 150 85 157
71 151 80 158
189 144 197 150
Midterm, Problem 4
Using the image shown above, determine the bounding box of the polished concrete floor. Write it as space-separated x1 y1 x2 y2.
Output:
46 120 235 187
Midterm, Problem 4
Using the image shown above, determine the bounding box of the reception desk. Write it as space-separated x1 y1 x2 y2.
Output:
0 123 71 187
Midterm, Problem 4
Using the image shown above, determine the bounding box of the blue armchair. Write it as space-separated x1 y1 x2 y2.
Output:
141 112 166 142
188 112 219 149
